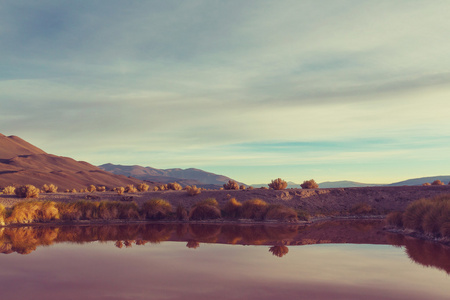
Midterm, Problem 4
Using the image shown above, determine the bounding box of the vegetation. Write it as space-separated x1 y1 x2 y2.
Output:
137 183 150 192
189 200 221 220
300 179 319 189
223 198 242 219
15 185 40 198
96 186 106 192
86 185 96 193
386 195 450 238
223 180 239 190
431 180 445 186
141 199 173 220
2 186 15 195
422 182 431 186
167 182 182 191
265 204 298 222
268 178 287 190
241 199 268 220
186 185 201 196
114 187 125 195
349 203 373 215
125 184 137 193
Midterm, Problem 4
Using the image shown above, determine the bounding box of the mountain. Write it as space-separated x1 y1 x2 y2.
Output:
389 176 450 186
0 134 145 190
319 181 383 188
99 163 243 188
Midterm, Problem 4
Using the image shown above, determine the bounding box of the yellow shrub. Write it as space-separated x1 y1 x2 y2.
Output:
15 185 40 198
142 199 172 220
223 198 242 219
2 186 15 195
42 184 58 193
186 185 201 196
241 199 268 220
223 180 239 190
137 183 150 192
7 201 59 224
167 182 182 191
300 179 319 189
268 178 287 190
86 185 96 193
125 185 137 193
96 186 106 192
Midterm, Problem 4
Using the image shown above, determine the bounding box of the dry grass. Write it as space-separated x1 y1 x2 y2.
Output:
431 180 445 186
268 178 287 190
2 186 15 195
241 199 268 220
300 179 319 189
15 185 40 198
137 183 150 192
186 185 201 196
223 180 239 190
222 198 242 219
349 203 374 215
189 203 221 221
42 184 58 193
265 204 298 222
6 201 59 224
167 182 182 191
386 211 403 227
125 184 137 193
142 199 173 220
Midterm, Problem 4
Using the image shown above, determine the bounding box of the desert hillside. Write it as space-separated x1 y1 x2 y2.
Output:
0 134 148 190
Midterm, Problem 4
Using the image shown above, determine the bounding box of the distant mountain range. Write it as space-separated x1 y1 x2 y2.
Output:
0 134 144 190
98 163 244 189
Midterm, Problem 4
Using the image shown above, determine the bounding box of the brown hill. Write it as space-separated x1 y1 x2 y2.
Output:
0 134 147 190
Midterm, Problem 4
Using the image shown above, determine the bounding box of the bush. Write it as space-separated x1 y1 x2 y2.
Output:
41 184 58 193
15 185 40 198
176 204 188 221
2 186 15 195
422 182 431 186
239 185 246 190
403 199 434 232
349 203 373 215
7 201 59 224
98 201 139 220
300 179 319 189
167 182 182 191
386 212 404 227
0 204 6 225
142 199 173 220
137 183 150 192
223 180 239 190
265 204 298 222
268 178 287 190
194 198 219 207
189 203 221 220
86 185 96 193
223 198 242 219
241 199 268 220
431 180 445 186
96 186 106 192
114 187 125 195
186 185 201 196
125 184 137 193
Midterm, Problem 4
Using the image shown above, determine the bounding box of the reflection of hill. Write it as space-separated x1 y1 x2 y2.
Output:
387 233 450 274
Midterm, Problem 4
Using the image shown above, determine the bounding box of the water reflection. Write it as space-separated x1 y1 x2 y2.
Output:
1 221 449 274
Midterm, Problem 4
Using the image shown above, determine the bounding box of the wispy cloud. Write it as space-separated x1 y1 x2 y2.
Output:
1 1 450 183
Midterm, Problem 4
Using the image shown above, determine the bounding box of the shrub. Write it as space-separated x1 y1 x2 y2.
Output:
349 203 373 215
239 185 246 190
386 212 404 227
176 204 188 221
153 186 159 191
223 180 239 190
142 199 173 220
7 201 59 224
300 179 319 189
0 204 6 225
268 178 287 190
41 184 58 193
167 182 182 191
265 204 298 222
125 184 137 193
241 199 268 220
157 184 168 191
115 187 125 195
2 186 15 195
247 186 254 190
189 203 221 220
74 200 100 219
431 180 445 186
86 185 96 193
403 199 434 232
186 185 201 196
98 201 139 220
96 186 106 192
194 198 219 207
422 182 431 186
15 185 40 198
223 198 242 219
137 183 150 192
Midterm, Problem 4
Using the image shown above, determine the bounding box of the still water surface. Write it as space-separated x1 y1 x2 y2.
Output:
0 221 448 300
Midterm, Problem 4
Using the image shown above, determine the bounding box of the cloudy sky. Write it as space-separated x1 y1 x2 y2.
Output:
1 1 450 184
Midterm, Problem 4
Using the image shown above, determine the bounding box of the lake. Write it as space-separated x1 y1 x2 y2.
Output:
0 220 449 300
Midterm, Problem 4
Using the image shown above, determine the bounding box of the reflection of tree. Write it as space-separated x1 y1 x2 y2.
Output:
188 224 220 242
186 240 200 249
115 240 123 249
269 245 289 257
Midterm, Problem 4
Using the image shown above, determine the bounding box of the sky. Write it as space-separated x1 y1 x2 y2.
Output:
1 1 450 185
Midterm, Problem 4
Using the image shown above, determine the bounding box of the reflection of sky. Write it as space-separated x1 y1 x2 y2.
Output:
1 2 450 184
0 242 448 300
